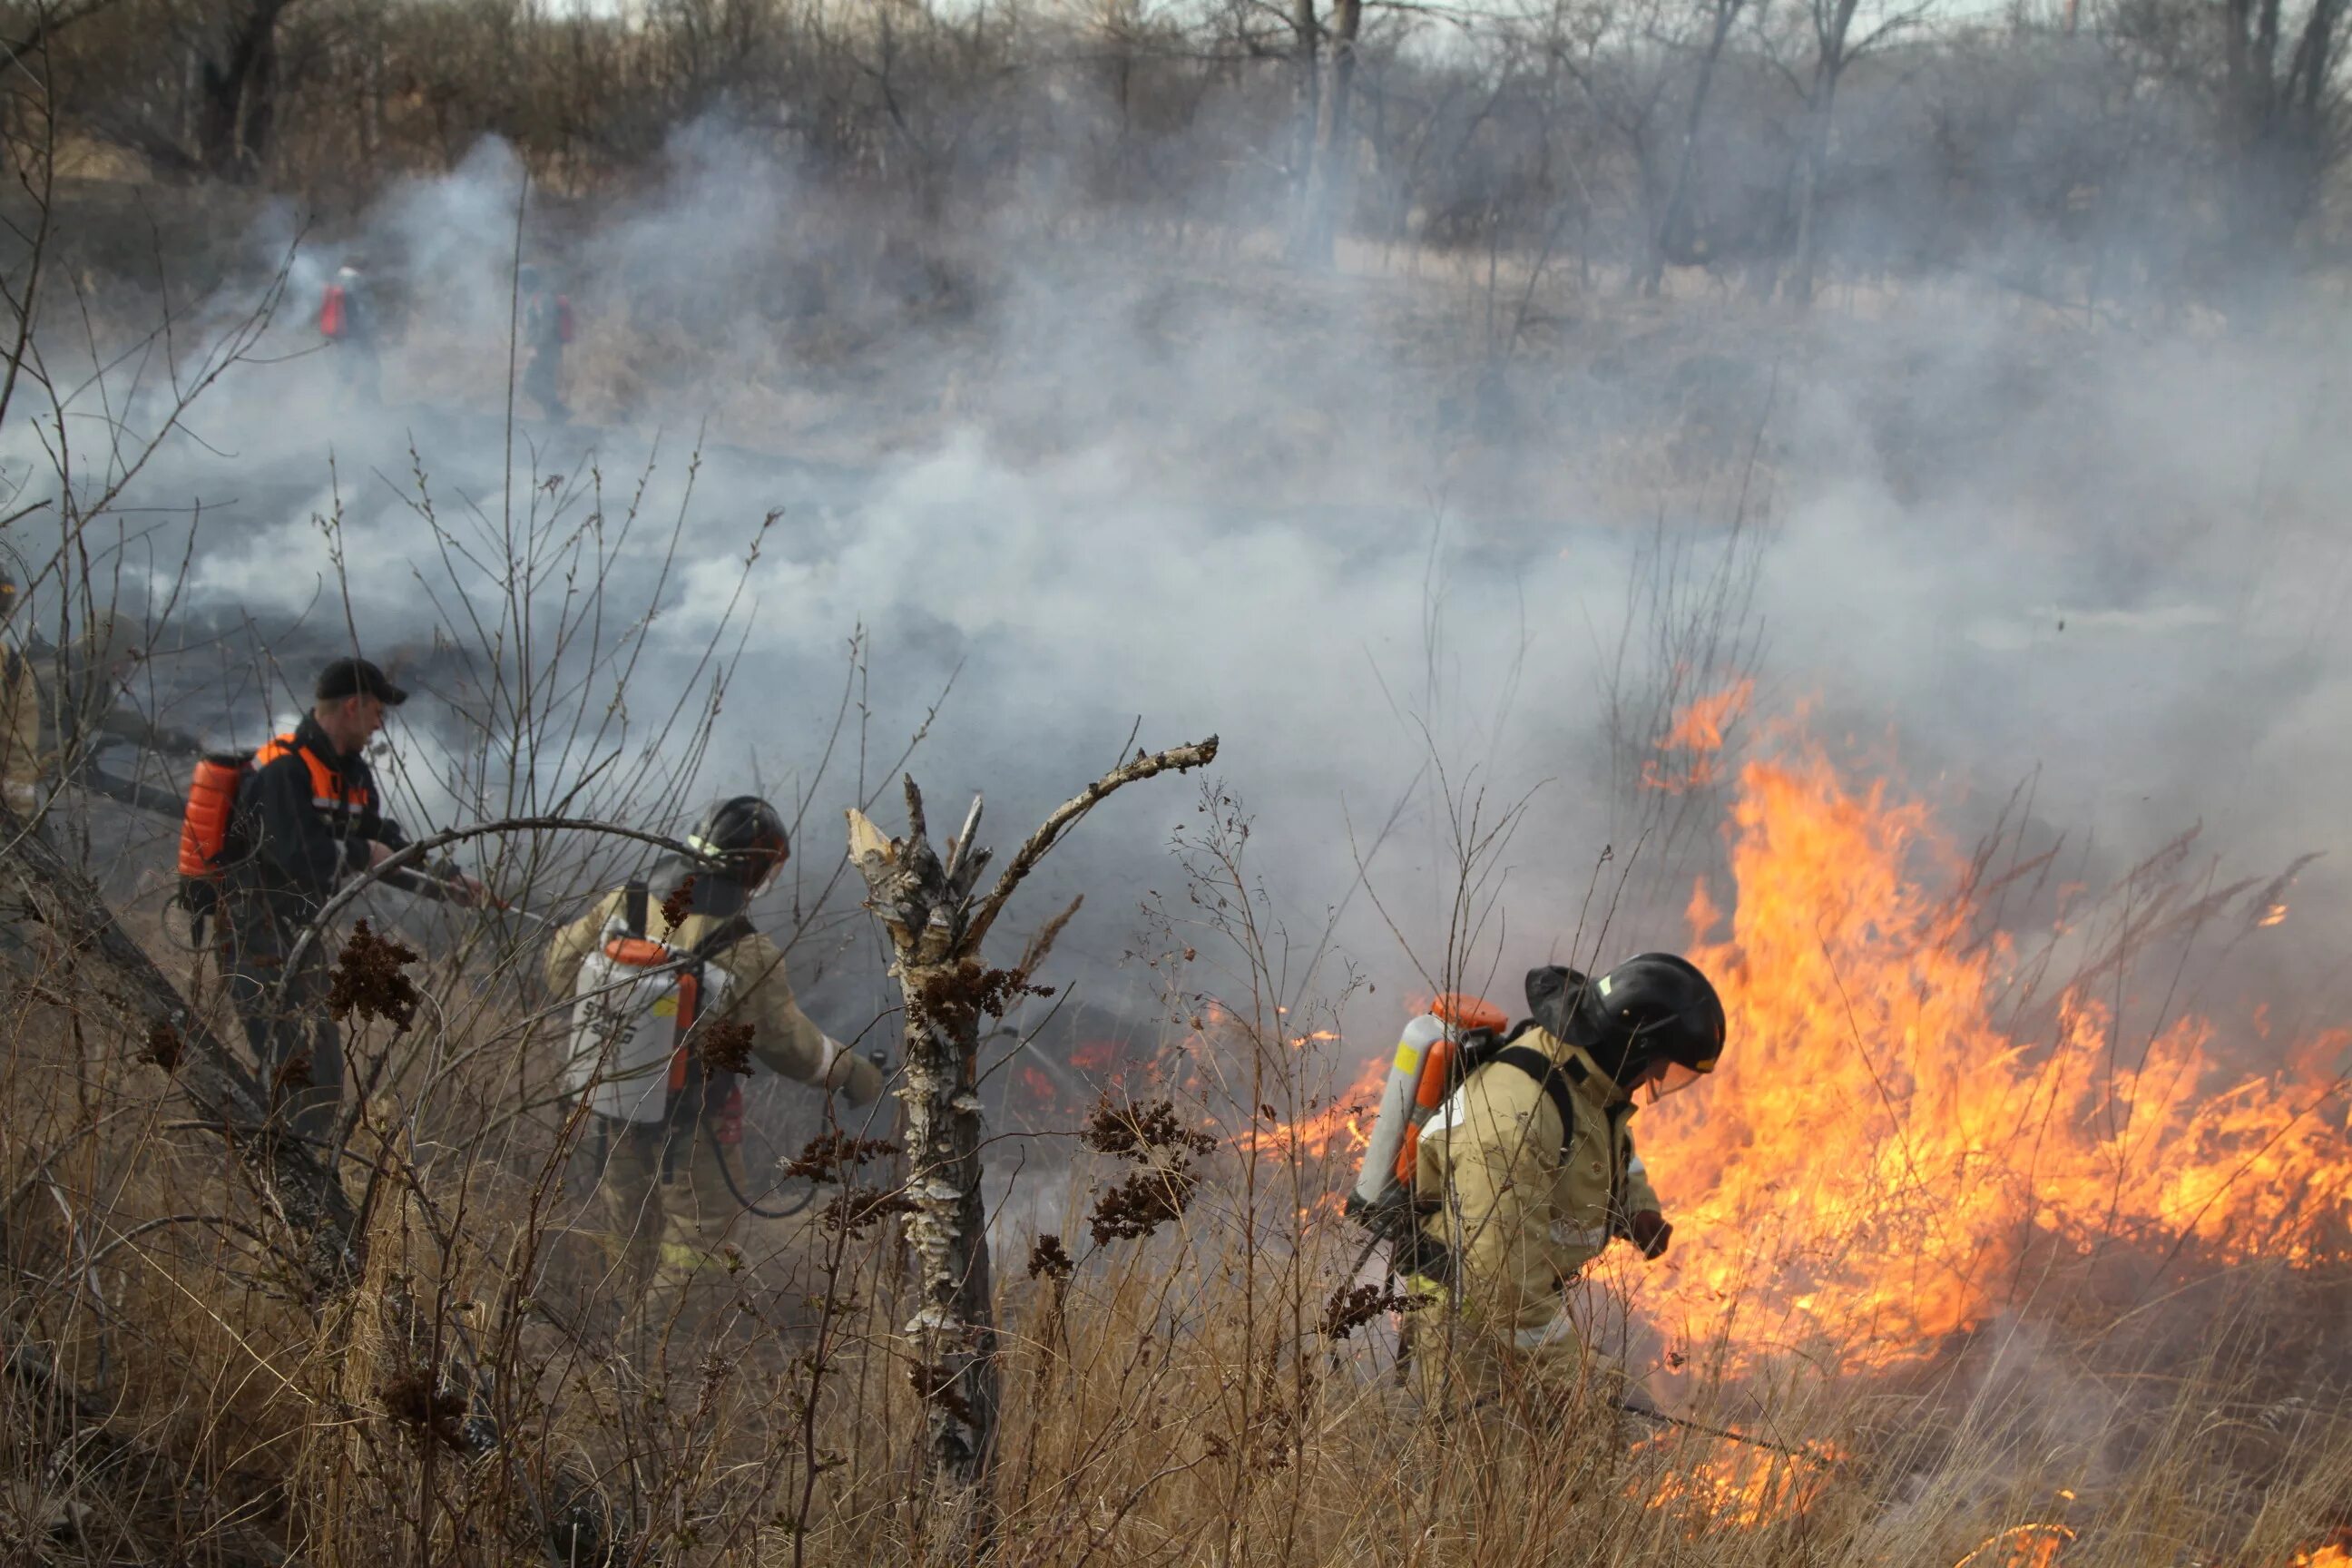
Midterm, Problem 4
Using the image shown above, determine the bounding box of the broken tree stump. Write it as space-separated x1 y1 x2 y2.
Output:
846 736 1218 1547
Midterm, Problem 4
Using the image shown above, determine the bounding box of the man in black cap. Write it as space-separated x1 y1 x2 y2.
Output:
219 656 482 1141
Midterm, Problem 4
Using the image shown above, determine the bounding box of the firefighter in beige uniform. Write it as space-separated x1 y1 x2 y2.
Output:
545 796 885 1320
1407 955 1725 1415
0 603 203 814
0 573 35 812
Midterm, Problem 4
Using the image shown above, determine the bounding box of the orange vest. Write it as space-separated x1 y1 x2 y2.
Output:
253 731 371 817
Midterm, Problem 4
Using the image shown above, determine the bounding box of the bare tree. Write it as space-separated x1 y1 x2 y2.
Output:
194 0 299 177
846 735 1217 1548
1294 0 1367 264
2218 0 2346 276
1644 0 1749 294
1778 0 1937 305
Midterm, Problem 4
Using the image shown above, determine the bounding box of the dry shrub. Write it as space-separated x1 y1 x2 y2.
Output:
3 848 2350 1568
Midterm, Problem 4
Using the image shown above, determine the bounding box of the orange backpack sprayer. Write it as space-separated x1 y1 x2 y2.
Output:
175 752 260 933
1346 993 1509 1235
564 881 806 1217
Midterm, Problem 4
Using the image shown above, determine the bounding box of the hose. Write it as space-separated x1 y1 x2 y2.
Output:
714 1136 816 1220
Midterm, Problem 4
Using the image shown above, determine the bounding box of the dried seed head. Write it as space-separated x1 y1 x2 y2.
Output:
1087 1167 1199 1246
699 1019 755 1076
140 1018 182 1073
379 1367 467 1451
1081 1095 1216 1161
328 920 422 1031
1026 1233 1074 1280
661 876 696 929
1319 1279 1420 1341
821 1184 916 1238
783 1130 901 1184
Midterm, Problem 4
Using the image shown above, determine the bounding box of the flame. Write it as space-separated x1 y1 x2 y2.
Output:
1238 1054 1388 1161
2262 902 2290 927
2292 1548 2352 1567
1662 679 1755 752
1952 1524 2073 1567
1070 1041 1121 1073
1643 680 1754 793
1633 732 2352 1373
1634 1436 1828 1526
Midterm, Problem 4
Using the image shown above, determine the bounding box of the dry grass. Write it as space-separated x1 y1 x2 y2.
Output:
3 848 2349 1568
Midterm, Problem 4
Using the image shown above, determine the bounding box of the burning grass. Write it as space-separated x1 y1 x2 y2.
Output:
4 705 2352 1563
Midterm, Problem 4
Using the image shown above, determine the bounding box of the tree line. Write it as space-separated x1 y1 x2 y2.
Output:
9 0 2347 310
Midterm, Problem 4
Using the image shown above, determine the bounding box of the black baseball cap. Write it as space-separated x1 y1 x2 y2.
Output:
315 656 407 706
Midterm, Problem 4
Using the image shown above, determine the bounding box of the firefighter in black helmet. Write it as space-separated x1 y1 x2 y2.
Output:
544 795 886 1324
1406 953 1726 1418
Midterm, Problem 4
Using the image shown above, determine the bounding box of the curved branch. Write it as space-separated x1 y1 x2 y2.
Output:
273 817 705 1001
964 736 1218 951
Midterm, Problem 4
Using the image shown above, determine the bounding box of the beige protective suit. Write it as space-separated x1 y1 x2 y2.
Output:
0 644 37 813
1406 1025 1663 1416
2 614 174 812
544 887 883 1320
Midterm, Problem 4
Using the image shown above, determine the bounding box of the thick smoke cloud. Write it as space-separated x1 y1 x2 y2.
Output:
13 124 2352 1068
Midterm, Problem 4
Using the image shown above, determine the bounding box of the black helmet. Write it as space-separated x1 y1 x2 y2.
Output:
683 795 789 884
1526 953 1726 1099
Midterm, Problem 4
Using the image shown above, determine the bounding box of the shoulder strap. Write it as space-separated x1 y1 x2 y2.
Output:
689 914 759 964
1488 1044 1578 1164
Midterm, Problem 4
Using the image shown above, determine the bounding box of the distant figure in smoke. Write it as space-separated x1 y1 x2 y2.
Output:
318 259 380 406
518 264 573 422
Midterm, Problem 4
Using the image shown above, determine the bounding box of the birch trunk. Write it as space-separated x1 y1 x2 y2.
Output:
847 737 1218 1548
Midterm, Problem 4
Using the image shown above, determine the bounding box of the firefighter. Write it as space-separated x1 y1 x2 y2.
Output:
318 259 381 406
0 602 199 815
1405 954 1725 1424
544 796 886 1325
1 568 34 813
517 264 571 422
44 612 205 779
220 656 484 1142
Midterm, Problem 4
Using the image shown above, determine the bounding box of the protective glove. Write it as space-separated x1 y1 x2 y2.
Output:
1629 1209 1673 1260
835 1048 887 1108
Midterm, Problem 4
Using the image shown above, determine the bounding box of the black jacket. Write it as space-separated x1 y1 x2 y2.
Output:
230 713 404 920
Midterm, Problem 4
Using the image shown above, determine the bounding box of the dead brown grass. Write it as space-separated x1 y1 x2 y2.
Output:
3 867 2349 1568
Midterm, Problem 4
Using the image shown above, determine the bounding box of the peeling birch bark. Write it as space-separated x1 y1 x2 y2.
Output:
845 737 1218 1545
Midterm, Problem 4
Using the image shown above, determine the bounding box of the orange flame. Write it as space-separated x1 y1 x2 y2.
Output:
1634 1436 1829 1526
1633 732 2352 1373
1643 680 1755 793
1662 679 1754 752
1237 1054 1388 1161
2292 1548 2352 1567
1952 1524 2073 1567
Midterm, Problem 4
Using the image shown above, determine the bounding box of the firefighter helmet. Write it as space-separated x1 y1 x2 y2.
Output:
1524 954 1725 1099
684 795 790 886
1585 953 1725 1101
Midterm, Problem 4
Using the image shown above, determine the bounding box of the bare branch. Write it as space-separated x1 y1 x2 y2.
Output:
275 817 705 988
965 736 1220 951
